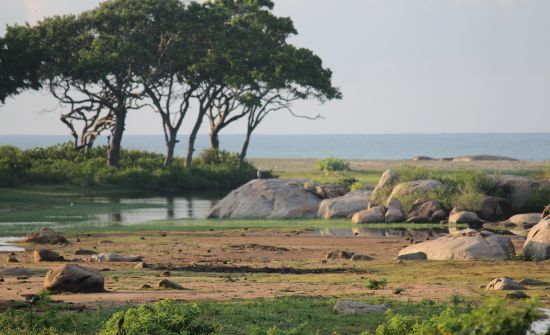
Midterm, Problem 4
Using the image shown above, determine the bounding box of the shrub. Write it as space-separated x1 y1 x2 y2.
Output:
315 157 350 172
525 184 550 213
365 278 388 290
394 164 430 183
99 300 218 335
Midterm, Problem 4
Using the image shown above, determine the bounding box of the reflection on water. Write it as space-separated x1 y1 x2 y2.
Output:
0 237 25 252
91 196 219 224
318 227 449 238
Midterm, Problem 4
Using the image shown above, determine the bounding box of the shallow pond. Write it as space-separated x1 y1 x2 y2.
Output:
0 237 25 252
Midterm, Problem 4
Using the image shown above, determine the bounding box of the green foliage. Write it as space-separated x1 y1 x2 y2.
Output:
99 300 218 335
0 144 256 192
365 278 388 290
525 184 550 213
315 158 350 173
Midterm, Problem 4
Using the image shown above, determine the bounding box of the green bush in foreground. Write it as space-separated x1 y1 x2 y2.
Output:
315 157 350 172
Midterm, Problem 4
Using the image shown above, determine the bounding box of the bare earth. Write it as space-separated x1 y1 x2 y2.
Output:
1 228 549 310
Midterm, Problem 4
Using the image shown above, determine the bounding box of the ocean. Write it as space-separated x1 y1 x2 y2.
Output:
1 133 550 161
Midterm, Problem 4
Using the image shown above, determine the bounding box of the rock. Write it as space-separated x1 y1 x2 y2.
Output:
135 262 148 269
351 254 374 261
160 271 171 277
33 249 64 262
351 206 386 224
74 250 97 256
452 155 518 162
397 252 427 261
505 291 530 299
493 175 550 213
44 264 104 293
522 219 550 260
208 179 322 219
503 213 543 229
157 279 184 290
543 205 550 220
333 300 388 315
388 180 443 203
24 228 68 245
476 196 511 221
326 250 355 260
7 255 18 263
407 201 445 223
314 184 350 199
397 231 515 261
370 170 400 204
100 240 114 244
412 156 434 161
318 191 371 219
486 278 526 291
0 268 33 277
385 198 406 223
448 210 484 225
139 284 152 290
518 278 548 286
90 253 142 263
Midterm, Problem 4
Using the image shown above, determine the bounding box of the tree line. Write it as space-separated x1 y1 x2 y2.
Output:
0 0 341 168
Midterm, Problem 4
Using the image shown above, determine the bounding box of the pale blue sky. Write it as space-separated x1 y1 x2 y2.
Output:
1 0 549 135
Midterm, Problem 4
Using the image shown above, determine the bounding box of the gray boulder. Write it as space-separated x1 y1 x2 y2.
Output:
44 264 104 293
397 252 427 261
314 184 349 199
493 175 550 213
388 180 443 203
333 300 388 315
504 213 542 229
475 196 511 221
407 201 446 223
385 198 406 223
326 250 355 260
208 179 322 219
486 278 526 291
352 206 386 224
33 249 64 262
448 210 484 225
522 219 550 260
90 253 142 262
318 191 371 219
158 279 184 290
370 170 400 204
25 228 68 245
397 230 515 261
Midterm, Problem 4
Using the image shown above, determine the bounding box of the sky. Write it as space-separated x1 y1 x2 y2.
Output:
0 0 549 135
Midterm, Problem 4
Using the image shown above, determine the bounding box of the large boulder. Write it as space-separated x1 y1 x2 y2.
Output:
208 179 321 219
448 210 484 225
352 206 386 224
493 175 550 213
370 170 400 204
318 191 371 219
522 219 550 260
90 253 142 262
475 196 512 221
385 198 406 223
33 249 64 262
504 213 542 229
486 278 526 291
407 200 446 223
44 264 104 293
397 230 515 260
388 180 443 202
25 228 68 245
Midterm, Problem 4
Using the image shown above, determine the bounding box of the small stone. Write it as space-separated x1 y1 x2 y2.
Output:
157 279 184 290
505 291 530 299
135 262 148 269
160 271 171 277
139 284 152 290
7 255 18 263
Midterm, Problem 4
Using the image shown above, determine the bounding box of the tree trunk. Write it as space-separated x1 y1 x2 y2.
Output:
239 128 252 168
209 128 220 150
185 110 206 168
108 110 127 166
163 132 178 168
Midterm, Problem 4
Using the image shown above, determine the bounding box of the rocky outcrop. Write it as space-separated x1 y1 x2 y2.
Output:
504 213 542 229
25 228 68 245
475 196 511 221
208 179 321 219
448 210 484 225
90 253 142 262
318 191 371 219
486 278 526 291
370 170 400 204
351 206 386 224
407 201 446 223
388 180 443 202
493 175 550 213
385 198 406 223
333 300 388 315
522 219 550 260
397 230 515 261
314 185 350 199
44 264 104 293
33 249 64 262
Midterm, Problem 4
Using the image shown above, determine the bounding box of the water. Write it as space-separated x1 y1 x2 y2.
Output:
0 237 25 252
2 133 550 160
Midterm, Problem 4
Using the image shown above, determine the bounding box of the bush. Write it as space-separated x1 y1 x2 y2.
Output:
315 157 350 172
99 300 218 335
365 278 388 290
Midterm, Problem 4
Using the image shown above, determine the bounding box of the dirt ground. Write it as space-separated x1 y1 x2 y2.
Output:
1 228 550 310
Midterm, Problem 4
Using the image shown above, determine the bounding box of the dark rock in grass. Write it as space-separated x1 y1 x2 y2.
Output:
33 249 64 262
0 268 33 277
157 279 184 290
351 254 374 261
135 262 148 269
326 250 355 260
25 228 68 245
486 278 526 291
518 278 548 286
505 291 530 300
100 240 114 244
333 300 388 315
74 250 97 256
160 271 171 277
397 252 427 261
44 264 104 293
139 284 152 290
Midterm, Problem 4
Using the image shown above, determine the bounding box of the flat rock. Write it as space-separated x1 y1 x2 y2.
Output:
208 179 321 219
0 267 34 277
318 191 371 219
44 264 104 293
504 213 542 229
398 232 515 261
25 228 68 245
448 210 484 225
523 219 550 260
486 278 526 291
519 278 548 286
90 253 142 263
351 206 386 224
333 300 388 315
158 279 184 290
505 291 530 300
74 250 97 256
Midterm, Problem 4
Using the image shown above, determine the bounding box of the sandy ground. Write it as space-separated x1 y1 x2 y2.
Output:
1 228 550 310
